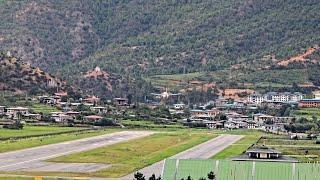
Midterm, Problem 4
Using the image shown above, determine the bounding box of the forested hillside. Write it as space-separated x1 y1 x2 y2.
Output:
0 52 66 95
0 0 319 98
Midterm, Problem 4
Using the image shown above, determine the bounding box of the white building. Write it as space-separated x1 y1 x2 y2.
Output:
248 92 303 104
6 107 29 119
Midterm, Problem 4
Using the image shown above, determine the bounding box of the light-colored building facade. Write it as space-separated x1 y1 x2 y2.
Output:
248 92 303 104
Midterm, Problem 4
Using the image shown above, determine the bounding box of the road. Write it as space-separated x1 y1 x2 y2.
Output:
123 134 243 179
0 131 154 172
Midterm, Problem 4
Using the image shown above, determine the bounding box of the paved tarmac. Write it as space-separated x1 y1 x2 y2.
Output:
0 131 154 172
123 134 243 179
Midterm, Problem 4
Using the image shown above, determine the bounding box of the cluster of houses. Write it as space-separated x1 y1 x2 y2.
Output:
0 91 131 125
0 106 41 120
170 91 320 132
247 91 320 108
186 107 292 133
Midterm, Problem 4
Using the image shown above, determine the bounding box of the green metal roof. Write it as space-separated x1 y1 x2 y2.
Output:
162 159 320 180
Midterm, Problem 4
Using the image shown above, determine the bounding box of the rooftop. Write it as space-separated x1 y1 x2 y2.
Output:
246 146 281 154
163 159 311 180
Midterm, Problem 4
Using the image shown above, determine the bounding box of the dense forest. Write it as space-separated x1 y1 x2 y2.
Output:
0 0 319 99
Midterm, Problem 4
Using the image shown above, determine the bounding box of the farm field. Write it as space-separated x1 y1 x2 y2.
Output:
291 108 320 119
0 126 85 139
50 131 217 178
121 119 186 129
0 128 119 153
29 104 60 115
257 135 320 162
146 69 309 90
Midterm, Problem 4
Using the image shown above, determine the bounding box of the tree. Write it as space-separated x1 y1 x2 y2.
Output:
134 172 145 180
187 176 192 180
207 171 216 180
148 174 161 180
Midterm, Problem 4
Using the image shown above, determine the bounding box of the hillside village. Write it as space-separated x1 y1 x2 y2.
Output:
1 88 320 137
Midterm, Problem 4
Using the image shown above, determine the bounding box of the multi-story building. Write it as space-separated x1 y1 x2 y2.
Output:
248 92 303 104
299 99 320 108
247 94 265 104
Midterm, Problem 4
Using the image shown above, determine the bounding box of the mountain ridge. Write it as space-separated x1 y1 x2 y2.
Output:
0 0 319 98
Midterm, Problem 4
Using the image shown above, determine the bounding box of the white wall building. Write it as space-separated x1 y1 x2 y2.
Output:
248 92 303 104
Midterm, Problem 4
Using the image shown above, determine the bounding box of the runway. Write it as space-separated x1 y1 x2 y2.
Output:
0 131 242 180
123 134 243 179
0 131 154 172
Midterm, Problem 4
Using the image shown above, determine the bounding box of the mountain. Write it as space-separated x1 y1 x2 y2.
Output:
0 52 67 95
0 0 319 98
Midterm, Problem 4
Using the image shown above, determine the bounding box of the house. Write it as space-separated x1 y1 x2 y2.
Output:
23 113 42 120
113 98 128 107
262 123 286 133
246 147 281 159
65 111 80 117
253 113 274 124
313 90 320 99
51 114 72 123
299 99 320 108
0 106 5 115
247 121 258 129
91 106 108 114
190 109 211 119
247 93 265 104
215 98 229 108
84 115 104 122
206 108 220 117
173 103 186 110
83 96 100 104
225 121 247 129
204 120 225 129
6 107 29 119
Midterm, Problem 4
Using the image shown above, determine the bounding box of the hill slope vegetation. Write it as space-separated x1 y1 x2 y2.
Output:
0 0 319 97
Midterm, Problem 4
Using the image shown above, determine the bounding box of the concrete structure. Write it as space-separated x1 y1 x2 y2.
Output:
248 92 303 104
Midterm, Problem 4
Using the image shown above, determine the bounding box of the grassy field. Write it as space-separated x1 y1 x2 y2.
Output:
29 104 60 115
0 126 86 139
212 130 263 159
0 128 119 153
291 108 320 119
50 131 217 178
257 135 320 162
122 119 186 129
